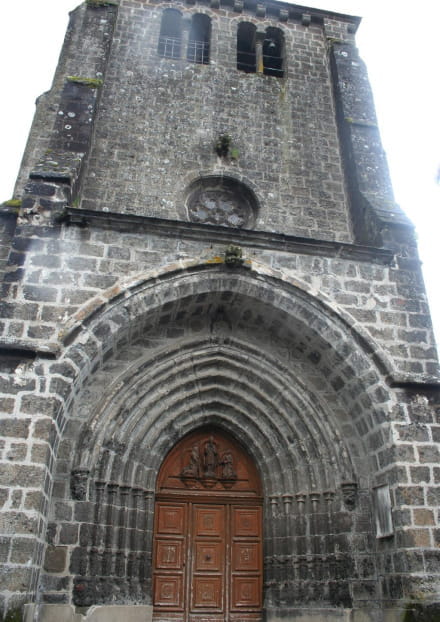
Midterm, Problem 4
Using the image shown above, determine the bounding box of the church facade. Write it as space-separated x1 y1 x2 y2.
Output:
0 1 439 621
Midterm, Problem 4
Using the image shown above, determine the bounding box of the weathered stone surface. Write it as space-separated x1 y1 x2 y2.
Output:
0 0 439 621
44 546 68 574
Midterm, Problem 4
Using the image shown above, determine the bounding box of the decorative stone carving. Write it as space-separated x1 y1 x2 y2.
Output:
180 435 237 489
70 468 90 500
188 189 248 228
204 436 218 478
185 176 258 229
341 481 358 510
181 444 201 478
221 450 237 487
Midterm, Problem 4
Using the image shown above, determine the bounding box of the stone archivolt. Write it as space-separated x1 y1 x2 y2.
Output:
35 266 392 611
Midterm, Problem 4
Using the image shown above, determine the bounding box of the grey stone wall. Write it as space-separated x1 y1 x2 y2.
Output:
0 221 437 377
0 0 439 621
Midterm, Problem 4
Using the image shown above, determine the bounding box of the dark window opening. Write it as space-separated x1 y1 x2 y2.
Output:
263 27 284 77
158 9 182 59
187 14 211 64
237 22 256 73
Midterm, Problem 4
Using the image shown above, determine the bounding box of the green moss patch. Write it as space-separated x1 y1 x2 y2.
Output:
67 76 103 88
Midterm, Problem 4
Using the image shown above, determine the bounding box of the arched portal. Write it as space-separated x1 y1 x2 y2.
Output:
40 265 388 619
152 428 263 622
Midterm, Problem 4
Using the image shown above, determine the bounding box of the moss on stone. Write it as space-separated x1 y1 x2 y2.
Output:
230 147 239 161
67 76 103 88
3 199 22 208
344 117 378 128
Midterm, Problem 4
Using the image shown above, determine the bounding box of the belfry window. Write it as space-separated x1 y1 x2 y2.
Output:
187 14 211 64
237 22 256 73
158 9 182 59
263 27 284 77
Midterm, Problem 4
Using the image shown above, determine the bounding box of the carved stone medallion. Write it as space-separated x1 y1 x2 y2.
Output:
185 176 258 229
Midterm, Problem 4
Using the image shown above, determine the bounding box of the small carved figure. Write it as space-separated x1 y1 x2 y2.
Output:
221 451 237 480
181 444 200 478
341 481 358 510
204 437 218 478
70 468 90 501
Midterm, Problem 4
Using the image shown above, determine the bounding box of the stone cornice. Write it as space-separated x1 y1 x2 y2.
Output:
65 207 395 266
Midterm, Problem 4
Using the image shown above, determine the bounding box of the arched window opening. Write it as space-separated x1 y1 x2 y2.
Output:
263 27 284 77
158 9 182 59
187 14 211 64
237 22 256 73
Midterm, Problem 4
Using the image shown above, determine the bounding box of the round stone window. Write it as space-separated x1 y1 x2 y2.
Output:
186 176 258 229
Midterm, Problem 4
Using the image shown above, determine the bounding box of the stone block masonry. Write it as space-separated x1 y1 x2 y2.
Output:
0 0 439 621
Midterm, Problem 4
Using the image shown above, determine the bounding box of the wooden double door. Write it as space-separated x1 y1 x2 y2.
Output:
152 430 263 622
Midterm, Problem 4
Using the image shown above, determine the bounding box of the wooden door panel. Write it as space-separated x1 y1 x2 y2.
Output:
154 575 184 609
232 542 260 571
194 506 224 536
231 576 262 609
195 542 223 571
153 430 262 621
232 507 260 537
153 502 187 613
156 540 184 570
157 504 186 534
192 576 223 609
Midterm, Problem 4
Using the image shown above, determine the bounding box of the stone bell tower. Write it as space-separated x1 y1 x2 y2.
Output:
0 1 439 622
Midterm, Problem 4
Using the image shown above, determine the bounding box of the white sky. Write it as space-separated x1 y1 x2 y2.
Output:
1 0 439 347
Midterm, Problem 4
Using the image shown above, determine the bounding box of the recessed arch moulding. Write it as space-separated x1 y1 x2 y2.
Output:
42 266 396 618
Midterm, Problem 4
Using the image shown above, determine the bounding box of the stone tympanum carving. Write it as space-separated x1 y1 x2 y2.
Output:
180 435 237 488
204 436 218 478
180 444 200 478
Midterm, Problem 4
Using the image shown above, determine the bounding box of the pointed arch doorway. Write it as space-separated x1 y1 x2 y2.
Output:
152 428 263 622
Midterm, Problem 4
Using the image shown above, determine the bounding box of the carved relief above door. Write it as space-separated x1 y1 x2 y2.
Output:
153 429 263 622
